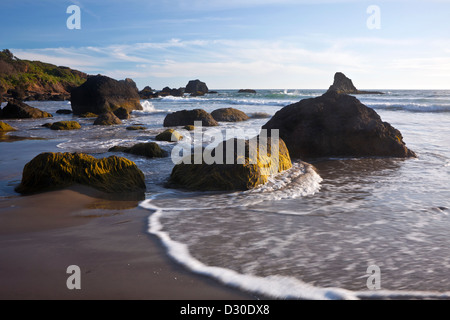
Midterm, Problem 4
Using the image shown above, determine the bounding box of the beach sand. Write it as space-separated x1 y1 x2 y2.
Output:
0 186 256 300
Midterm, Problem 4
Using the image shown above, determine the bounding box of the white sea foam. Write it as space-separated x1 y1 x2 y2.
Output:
141 198 450 300
135 100 168 114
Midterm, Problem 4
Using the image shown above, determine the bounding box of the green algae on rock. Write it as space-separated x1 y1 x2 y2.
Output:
0 121 16 132
155 129 183 142
168 137 292 191
50 121 81 130
15 152 146 194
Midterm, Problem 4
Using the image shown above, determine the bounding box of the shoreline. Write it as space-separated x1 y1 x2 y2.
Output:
0 186 257 300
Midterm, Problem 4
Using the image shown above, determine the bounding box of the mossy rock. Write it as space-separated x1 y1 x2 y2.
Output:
50 121 81 130
93 112 122 125
15 152 146 194
109 142 167 158
79 112 98 118
183 125 195 131
211 108 250 122
163 109 218 127
155 129 183 142
0 121 16 132
168 137 292 191
126 126 146 131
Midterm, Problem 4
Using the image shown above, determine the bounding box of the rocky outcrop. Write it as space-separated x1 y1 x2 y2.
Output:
211 108 250 122
163 109 218 127
238 89 257 94
93 112 122 126
0 100 53 119
155 129 183 142
79 112 97 118
158 87 184 97
0 49 87 100
139 86 156 99
185 80 209 95
70 75 142 115
15 152 146 194
56 109 73 115
328 72 383 95
109 142 167 158
168 137 292 191
262 90 416 159
50 121 81 130
0 121 16 132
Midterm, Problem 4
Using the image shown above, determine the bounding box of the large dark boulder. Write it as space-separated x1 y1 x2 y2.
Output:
15 152 146 194
185 80 208 94
139 86 156 99
262 90 416 159
1 100 53 119
329 72 383 95
168 137 292 191
70 75 142 115
211 108 249 122
163 109 218 127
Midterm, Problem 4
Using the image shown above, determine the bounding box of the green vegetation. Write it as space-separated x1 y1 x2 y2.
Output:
0 49 87 92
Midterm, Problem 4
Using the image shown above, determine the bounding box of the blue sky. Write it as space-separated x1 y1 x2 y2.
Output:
1 0 450 89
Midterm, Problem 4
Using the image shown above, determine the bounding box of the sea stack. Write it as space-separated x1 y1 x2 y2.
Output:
328 72 384 95
185 80 209 95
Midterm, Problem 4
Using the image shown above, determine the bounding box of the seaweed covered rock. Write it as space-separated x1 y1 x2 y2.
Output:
155 129 183 142
109 142 167 158
93 112 122 125
211 108 249 122
70 75 142 115
15 152 146 194
79 112 98 118
163 109 218 127
1 100 53 119
168 137 292 191
0 121 16 132
262 90 416 158
50 121 81 130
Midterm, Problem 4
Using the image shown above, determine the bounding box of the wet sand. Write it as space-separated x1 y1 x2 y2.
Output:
0 186 256 300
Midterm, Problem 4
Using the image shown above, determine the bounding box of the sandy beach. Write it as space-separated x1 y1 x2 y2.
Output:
0 186 256 300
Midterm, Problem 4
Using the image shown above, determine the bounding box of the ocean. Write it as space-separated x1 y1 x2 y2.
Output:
1 89 449 299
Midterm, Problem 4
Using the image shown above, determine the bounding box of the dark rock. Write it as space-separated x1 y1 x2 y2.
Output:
211 108 249 122
93 112 122 125
262 90 416 159
190 91 205 97
139 86 155 99
70 75 143 115
168 137 292 191
183 125 195 131
109 142 167 158
238 89 257 94
328 72 384 95
207 91 218 94
113 107 131 120
185 80 209 94
15 152 146 194
50 121 81 130
1 100 53 119
7 87 26 100
42 123 53 128
163 109 218 127
56 109 73 114
159 87 184 97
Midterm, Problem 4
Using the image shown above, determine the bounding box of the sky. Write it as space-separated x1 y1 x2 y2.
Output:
1 0 450 90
